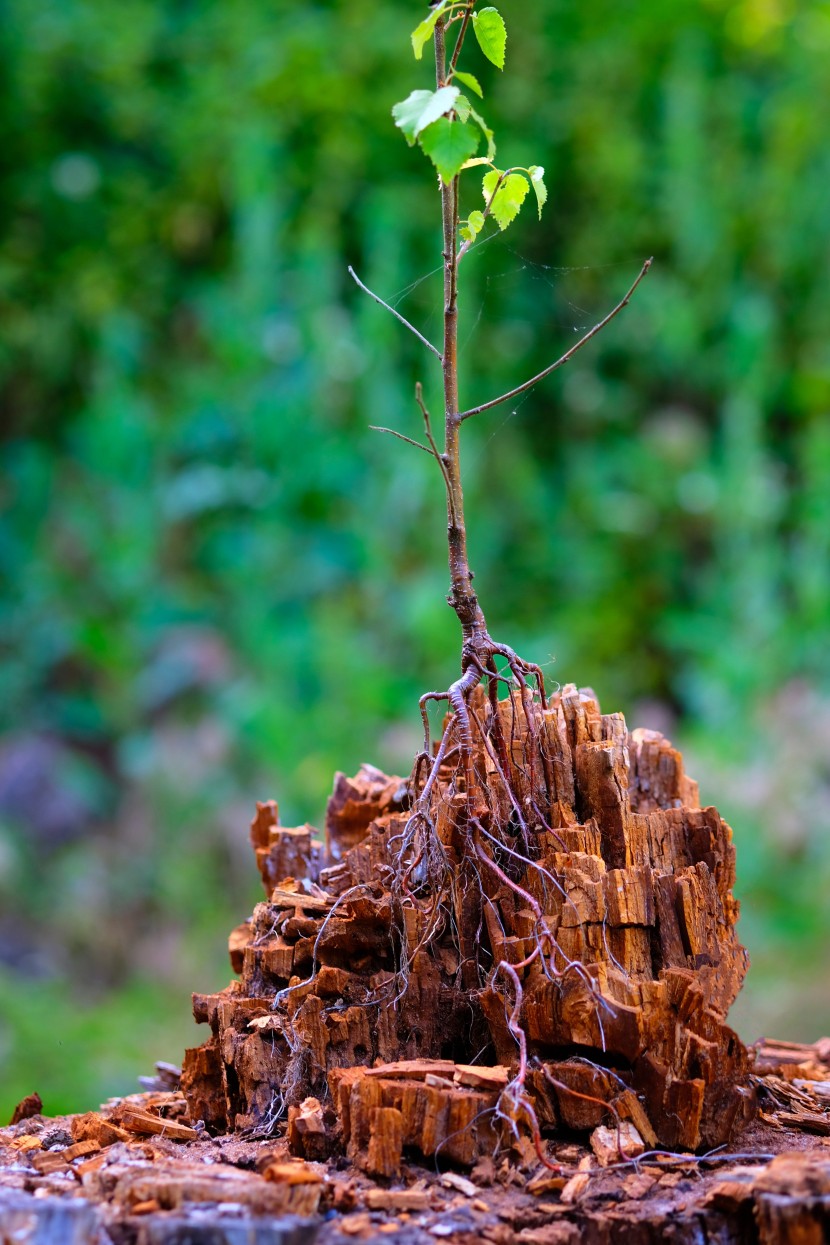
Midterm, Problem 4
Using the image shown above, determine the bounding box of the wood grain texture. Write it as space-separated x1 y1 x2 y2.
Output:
182 684 753 1155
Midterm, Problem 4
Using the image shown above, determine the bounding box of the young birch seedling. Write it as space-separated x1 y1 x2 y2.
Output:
179 5 750 1166
353 2 649 809
349 1 651 1150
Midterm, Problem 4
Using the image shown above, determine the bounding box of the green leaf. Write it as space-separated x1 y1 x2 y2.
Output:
453 70 483 98
482 167 502 205
482 169 529 230
411 1 450 60
461 157 493 169
420 117 480 184
472 7 507 69
392 86 460 145
454 94 472 123
469 105 496 161
527 165 547 218
467 209 485 235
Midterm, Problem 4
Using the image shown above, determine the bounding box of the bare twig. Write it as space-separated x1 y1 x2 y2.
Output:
415 382 457 524
369 425 433 455
415 382 440 456
348 265 443 361
458 258 653 420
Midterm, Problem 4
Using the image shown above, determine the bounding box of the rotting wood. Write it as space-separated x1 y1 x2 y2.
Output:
589 1121 644 1165
329 1064 501 1175
287 1097 332 1162
3 1098 830 1244
7 692 811 1240
9 1092 43 1125
181 685 753 1159
113 1107 199 1143
70 1112 131 1147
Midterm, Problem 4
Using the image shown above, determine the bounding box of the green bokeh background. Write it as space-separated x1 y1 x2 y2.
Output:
1 0 829 1121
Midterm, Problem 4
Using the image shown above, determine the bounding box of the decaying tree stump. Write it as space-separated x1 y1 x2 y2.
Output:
4 1039 830 1244
181 684 754 1164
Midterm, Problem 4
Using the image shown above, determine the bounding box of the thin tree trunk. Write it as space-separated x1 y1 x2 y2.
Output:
435 17 484 641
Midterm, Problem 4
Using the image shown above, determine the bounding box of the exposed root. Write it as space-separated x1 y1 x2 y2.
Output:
185 625 751 1160
285 622 611 1180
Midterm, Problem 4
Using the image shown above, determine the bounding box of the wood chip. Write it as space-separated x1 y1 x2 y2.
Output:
527 1171 568 1196
338 1212 373 1236
9 1092 43 1125
560 1155 593 1204
261 1161 324 1185
287 1097 330 1162
425 1074 457 1090
590 1122 645 1166
560 1173 590 1204
31 1138 101 1173
71 1112 131 1147
270 887 331 913
106 1161 322 1216
31 1152 70 1175
76 1153 109 1177
774 1110 830 1136
247 1015 281 1032
366 1188 432 1211
441 1171 479 1197
453 1065 510 1092
64 1139 101 1161
364 1060 457 1081
117 1109 199 1142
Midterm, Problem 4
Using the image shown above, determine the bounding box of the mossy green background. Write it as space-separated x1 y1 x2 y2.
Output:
1 0 829 1120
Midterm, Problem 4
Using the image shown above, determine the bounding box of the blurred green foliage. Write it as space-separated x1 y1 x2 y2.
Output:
1 0 830 1120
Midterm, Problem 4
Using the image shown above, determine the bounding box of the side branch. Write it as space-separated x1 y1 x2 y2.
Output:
457 258 653 421
369 426 433 455
415 382 457 525
448 2 475 79
348 265 443 362
457 169 510 265
371 382 458 527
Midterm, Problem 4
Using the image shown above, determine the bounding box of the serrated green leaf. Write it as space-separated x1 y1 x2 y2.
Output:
454 94 472 123
469 105 496 161
527 165 547 218
460 225 474 242
482 169 502 198
453 70 483 98
472 7 507 69
392 86 460 145
462 156 493 169
419 117 480 184
467 209 485 235
482 169 529 230
411 1 450 60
